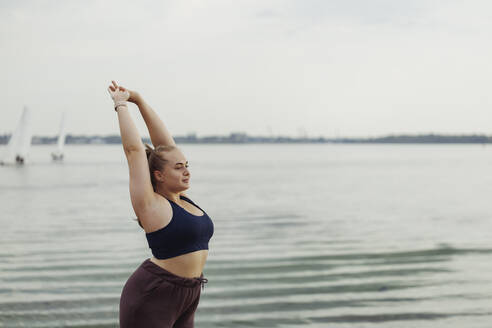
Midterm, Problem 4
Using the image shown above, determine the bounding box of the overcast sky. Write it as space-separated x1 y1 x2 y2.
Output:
1 0 492 138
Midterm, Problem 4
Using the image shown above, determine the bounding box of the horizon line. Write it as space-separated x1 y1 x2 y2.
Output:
2 131 492 139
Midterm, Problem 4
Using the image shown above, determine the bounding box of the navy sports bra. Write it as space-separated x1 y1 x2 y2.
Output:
145 195 214 259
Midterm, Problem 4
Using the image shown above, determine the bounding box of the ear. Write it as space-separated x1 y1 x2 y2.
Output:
154 170 165 182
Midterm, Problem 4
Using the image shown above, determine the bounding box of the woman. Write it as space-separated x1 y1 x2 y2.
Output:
107 81 214 328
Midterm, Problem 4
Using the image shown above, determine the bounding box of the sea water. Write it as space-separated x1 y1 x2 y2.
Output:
0 144 491 327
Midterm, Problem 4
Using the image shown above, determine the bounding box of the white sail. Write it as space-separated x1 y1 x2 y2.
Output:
1 106 32 165
57 111 66 153
52 111 66 160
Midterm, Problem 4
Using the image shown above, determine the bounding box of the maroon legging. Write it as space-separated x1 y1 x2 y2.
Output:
120 258 207 328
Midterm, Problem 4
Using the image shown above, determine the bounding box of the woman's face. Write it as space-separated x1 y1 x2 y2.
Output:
158 149 190 192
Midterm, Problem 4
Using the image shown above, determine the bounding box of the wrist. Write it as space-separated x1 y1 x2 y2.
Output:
130 91 143 105
134 96 144 107
115 103 128 112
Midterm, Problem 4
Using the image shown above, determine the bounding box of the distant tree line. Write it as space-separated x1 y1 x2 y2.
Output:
334 134 492 144
1 133 492 145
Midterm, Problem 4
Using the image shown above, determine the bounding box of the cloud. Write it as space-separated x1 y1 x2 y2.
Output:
1 0 492 137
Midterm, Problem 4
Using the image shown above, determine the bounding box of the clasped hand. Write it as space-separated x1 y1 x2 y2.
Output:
107 80 130 110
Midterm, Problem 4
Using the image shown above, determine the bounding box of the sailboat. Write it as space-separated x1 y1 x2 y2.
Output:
51 111 66 161
0 106 33 165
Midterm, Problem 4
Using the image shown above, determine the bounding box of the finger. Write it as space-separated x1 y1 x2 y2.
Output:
112 80 118 88
109 86 115 92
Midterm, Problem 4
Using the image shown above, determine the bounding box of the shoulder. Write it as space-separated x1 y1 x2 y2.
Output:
138 193 173 232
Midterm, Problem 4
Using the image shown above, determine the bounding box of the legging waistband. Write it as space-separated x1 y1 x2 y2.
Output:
141 258 208 290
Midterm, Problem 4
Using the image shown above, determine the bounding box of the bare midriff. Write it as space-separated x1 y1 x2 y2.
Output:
150 249 209 278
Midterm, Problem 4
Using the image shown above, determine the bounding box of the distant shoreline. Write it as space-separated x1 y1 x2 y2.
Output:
1 133 492 144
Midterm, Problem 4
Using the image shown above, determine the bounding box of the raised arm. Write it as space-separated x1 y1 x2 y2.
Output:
134 96 176 148
115 85 176 148
108 81 155 221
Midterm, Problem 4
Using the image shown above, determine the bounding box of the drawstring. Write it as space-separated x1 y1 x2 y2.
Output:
195 277 208 291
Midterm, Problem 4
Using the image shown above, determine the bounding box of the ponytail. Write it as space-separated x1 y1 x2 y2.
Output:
145 143 154 160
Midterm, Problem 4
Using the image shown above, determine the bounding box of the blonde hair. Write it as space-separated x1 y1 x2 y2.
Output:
144 143 177 191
